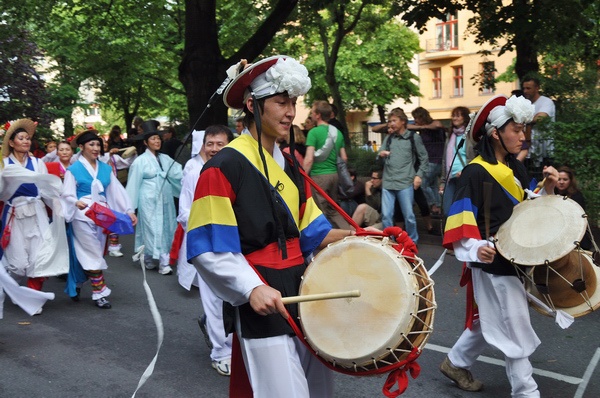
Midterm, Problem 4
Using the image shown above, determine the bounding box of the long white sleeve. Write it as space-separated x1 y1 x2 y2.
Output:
192 252 263 306
177 165 201 228
453 238 491 263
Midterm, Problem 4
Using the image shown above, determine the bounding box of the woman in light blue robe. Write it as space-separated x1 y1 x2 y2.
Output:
126 121 182 275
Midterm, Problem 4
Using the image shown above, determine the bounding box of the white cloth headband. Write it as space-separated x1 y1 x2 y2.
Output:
244 58 311 103
485 95 535 135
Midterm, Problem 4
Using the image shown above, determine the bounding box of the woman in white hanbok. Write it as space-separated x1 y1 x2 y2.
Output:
126 121 182 275
61 130 137 309
0 119 64 315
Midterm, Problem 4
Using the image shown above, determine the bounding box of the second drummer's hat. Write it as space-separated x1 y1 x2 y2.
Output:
466 95 507 143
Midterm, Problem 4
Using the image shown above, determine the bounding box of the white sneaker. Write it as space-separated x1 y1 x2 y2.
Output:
109 250 123 257
212 358 231 376
159 265 173 275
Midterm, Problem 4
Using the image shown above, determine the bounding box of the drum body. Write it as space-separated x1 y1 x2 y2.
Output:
496 195 599 317
298 236 436 372
529 251 600 317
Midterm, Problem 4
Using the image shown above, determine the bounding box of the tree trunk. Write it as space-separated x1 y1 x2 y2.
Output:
179 0 226 128
513 0 539 81
180 0 298 129
63 113 74 138
377 105 386 123
514 40 539 82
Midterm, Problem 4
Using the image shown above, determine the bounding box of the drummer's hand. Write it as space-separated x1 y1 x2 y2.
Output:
477 245 496 263
75 200 87 210
249 285 289 319
128 212 138 226
542 165 558 192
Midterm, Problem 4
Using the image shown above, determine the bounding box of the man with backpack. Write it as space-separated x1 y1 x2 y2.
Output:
377 108 429 244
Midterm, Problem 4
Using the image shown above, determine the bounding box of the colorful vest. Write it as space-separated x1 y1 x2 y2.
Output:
68 161 112 199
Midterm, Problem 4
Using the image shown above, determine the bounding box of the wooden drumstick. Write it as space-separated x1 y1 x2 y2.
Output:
281 290 361 304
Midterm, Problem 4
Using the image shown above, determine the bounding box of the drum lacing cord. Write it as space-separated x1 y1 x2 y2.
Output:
582 213 600 260
511 259 559 310
574 246 593 305
515 252 593 310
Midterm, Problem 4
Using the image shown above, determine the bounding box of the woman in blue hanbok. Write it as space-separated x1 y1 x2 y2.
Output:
126 121 182 275
61 130 137 309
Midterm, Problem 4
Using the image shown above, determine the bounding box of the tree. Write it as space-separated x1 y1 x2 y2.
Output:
34 0 188 132
179 0 299 128
0 26 51 126
301 18 420 115
397 0 597 81
291 1 420 136
397 0 600 220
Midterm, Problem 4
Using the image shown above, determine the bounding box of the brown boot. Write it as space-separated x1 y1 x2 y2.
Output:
440 356 483 392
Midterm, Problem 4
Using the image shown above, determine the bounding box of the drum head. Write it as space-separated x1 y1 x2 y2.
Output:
298 237 421 369
496 196 587 266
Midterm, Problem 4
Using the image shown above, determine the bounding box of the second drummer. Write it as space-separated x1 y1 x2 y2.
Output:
440 95 557 396
187 55 352 397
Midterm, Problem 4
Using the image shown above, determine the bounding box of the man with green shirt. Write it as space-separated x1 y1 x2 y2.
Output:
303 100 350 229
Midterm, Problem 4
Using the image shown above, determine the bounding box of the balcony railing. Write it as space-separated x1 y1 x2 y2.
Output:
425 37 462 53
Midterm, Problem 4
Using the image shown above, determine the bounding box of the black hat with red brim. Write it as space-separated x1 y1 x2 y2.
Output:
223 55 287 110
468 95 508 142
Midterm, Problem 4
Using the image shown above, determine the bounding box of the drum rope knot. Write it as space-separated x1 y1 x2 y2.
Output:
382 348 422 398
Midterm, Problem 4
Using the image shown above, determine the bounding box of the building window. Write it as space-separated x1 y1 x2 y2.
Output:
452 66 463 97
432 68 442 98
436 12 459 50
479 61 496 94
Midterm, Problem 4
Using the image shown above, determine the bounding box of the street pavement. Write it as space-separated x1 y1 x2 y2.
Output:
0 233 598 397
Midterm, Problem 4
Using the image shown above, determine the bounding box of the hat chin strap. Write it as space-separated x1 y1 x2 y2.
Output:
495 129 518 167
252 94 288 260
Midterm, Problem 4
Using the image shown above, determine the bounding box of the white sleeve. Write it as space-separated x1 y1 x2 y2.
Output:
42 149 58 163
191 252 263 306
177 167 200 228
536 97 556 121
453 238 490 263
60 171 78 222
107 172 134 214
112 154 134 170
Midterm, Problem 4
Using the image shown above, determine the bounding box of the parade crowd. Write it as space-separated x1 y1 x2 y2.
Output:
1 56 595 398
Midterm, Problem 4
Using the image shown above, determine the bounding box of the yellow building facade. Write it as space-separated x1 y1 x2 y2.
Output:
418 10 519 121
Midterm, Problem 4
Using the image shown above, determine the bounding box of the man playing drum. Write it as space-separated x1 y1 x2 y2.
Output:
441 95 558 397
187 55 352 397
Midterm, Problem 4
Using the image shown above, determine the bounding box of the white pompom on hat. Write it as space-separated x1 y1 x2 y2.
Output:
223 55 311 110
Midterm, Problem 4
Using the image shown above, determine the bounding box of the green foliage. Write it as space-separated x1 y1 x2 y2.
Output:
276 0 421 134
346 147 378 177
470 60 497 93
0 26 51 125
547 86 600 224
495 58 517 84
302 20 421 109
217 2 274 57
26 0 187 130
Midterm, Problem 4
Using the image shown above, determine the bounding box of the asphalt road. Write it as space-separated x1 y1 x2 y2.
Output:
0 234 598 398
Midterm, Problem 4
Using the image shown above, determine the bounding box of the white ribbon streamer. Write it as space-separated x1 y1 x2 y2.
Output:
428 249 448 276
526 291 574 329
131 245 165 397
